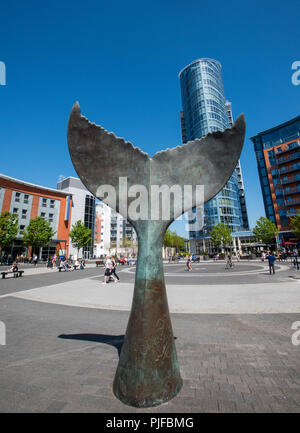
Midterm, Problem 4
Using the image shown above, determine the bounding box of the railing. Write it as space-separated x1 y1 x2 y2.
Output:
283 187 300 195
286 210 299 217
285 197 300 206
279 164 300 175
281 176 300 185
275 141 300 155
276 152 300 165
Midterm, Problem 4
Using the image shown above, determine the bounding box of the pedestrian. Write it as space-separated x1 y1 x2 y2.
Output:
46 256 53 269
32 253 38 266
186 255 192 271
293 247 299 270
266 251 276 275
111 256 120 281
102 256 117 284
225 253 233 269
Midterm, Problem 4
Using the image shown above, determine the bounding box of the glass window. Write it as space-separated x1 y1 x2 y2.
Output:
22 210 27 219
42 198 47 207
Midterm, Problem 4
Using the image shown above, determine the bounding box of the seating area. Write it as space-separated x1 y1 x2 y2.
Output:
1 270 24 279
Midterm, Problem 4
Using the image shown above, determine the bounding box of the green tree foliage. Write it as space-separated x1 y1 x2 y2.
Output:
290 211 300 238
21 216 56 253
163 229 186 251
121 237 133 249
210 223 232 249
69 220 92 255
253 216 278 245
0 212 19 252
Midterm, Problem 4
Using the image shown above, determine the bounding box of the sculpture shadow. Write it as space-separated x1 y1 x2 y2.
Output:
58 333 178 358
58 333 125 357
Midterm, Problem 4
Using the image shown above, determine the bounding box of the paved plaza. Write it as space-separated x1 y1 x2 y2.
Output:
0 260 300 412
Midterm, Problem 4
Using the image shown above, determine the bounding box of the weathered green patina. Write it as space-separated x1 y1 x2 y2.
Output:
67 102 245 407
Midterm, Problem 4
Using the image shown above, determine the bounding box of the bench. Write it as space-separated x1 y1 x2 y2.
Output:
96 260 104 267
1 270 24 279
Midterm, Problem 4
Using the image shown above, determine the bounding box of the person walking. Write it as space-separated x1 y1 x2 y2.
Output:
111 256 120 281
186 255 192 271
293 247 299 270
102 256 117 284
33 253 38 266
266 251 276 275
225 252 233 269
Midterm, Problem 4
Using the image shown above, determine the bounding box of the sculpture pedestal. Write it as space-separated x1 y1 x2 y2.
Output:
113 222 183 407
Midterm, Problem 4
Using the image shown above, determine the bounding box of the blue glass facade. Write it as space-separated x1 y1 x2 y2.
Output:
179 58 246 237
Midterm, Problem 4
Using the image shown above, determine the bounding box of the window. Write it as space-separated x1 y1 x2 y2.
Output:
50 199 55 208
13 208 18 214
42 198 47 207
49 213 54 223
41 212 46 218
24 194 29 204
20 225 25 231
22 209 27 219
15 192 21 202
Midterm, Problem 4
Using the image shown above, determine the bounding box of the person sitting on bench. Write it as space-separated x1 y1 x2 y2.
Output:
9 262 18 273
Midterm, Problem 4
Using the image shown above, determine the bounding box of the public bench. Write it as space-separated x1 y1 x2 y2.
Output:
1 270 24 279
96 260 104 267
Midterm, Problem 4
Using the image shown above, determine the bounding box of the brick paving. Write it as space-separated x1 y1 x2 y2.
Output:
0 296 299 412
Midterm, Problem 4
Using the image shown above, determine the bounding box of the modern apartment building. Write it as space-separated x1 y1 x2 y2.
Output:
0 173 72 259
57 176 95 258
251 115 300 242
178 58 248 251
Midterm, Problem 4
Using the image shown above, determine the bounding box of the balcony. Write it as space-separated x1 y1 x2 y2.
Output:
279 163 300 175
275 141 300 155
285 197 300 206
286 210 299 217
276 152 300 165
283 187 300 195
281 176 300 185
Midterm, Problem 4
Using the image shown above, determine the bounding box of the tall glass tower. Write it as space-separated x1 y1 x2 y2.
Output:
178 58 248 245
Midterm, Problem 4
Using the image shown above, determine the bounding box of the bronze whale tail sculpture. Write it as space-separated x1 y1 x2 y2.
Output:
67 102 245 407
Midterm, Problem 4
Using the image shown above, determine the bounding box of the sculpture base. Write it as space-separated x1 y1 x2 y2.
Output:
113 378 183 408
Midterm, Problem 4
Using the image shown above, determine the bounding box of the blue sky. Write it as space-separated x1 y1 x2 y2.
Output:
0 0 299 237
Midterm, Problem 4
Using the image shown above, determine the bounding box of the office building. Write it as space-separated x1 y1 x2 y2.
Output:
178 58 248 252
251 115 300 242
57 176 95 258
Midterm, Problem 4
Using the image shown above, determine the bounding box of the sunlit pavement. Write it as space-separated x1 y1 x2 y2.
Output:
0 261 300 412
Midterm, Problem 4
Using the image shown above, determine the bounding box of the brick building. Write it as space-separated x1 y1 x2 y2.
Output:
0 174 72 260
251 115 300 243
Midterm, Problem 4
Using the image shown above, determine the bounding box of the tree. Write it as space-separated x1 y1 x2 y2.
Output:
69 220 92 256
253 217 278 245
121 237 133 249
290 211 300 238
210 223 232 250
21 216 56 255
0 212 19 253
163 229 186 252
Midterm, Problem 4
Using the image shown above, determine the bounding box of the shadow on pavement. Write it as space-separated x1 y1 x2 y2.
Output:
58 333 125 357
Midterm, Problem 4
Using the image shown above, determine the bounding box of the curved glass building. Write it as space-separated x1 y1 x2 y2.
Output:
179 58 248 244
